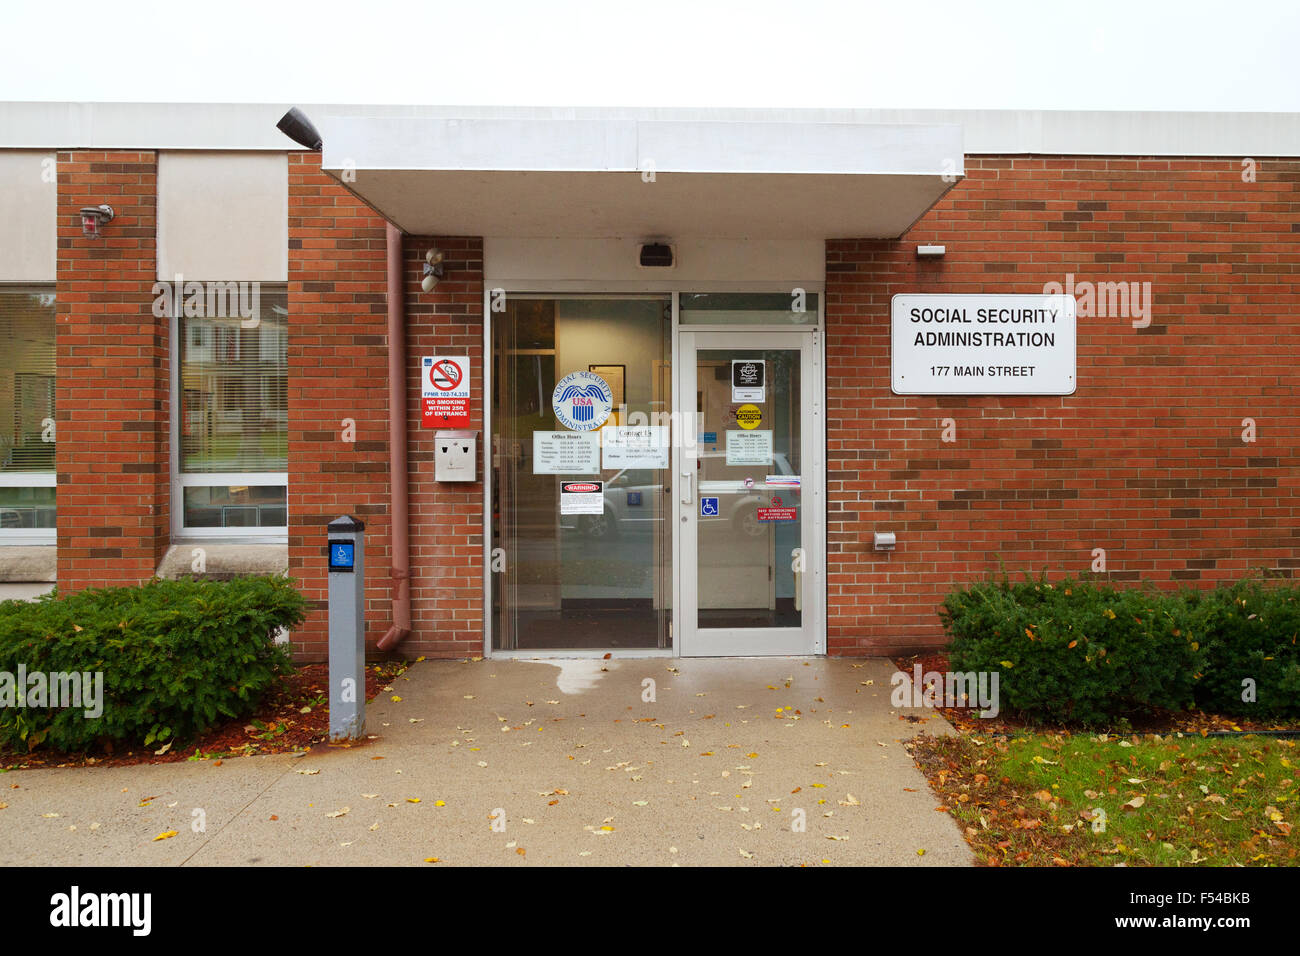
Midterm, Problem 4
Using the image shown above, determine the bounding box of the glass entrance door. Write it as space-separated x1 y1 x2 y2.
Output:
677 331 820 656
491 296 673 651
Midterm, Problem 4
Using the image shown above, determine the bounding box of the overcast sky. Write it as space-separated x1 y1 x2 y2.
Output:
3 0 1297 111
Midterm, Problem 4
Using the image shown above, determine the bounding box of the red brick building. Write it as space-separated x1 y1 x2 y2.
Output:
1 103 1296 660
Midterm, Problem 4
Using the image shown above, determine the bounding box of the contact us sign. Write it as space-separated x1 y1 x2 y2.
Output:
891 294 1077 395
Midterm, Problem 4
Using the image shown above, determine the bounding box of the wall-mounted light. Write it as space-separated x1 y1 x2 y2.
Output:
421 248 445 293
916 244 946 258
276 107 323 151
638 242 675 268
78 204 114 239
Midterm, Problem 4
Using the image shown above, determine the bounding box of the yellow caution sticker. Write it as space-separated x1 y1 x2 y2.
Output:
735 404 762 430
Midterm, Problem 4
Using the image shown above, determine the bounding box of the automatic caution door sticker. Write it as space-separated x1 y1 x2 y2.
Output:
734 404 762 429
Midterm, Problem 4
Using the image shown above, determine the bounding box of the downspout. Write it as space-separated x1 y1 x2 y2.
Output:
377 222 411 651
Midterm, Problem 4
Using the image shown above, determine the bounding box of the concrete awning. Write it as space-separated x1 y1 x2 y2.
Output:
318 112 963 239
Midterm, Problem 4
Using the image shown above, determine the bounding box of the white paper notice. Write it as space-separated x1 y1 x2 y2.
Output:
601 425 669 470
560 480 604 515
533 431 600 474
725 429 773 466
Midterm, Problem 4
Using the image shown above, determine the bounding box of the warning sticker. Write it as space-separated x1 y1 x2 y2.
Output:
756 507 797 521
560 480 604 515
422 355 470 428
734 404 762 430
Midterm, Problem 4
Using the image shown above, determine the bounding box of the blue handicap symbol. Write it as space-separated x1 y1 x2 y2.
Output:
700 497 719 517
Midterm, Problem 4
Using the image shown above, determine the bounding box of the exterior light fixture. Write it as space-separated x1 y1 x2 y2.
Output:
916 244 946 258
276 107 323 151
638 242 674 268
421 248 445 293
78 204 114 238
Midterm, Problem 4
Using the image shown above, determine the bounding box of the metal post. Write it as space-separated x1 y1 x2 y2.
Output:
327 515 366 741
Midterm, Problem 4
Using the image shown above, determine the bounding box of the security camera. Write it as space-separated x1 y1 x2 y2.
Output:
276 107 323 151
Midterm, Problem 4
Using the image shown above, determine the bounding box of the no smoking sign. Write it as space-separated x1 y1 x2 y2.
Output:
421 355 470 428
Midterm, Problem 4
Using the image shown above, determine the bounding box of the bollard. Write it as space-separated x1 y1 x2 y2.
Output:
326 515 366 741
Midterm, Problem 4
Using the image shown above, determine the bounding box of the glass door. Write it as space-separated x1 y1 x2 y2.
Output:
491 296 673 651
676 331 819 656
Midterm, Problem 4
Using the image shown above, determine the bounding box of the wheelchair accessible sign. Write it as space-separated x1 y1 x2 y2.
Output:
700 497 720 518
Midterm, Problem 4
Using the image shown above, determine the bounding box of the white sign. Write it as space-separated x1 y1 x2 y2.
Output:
560 480 604 515
891 294 1077 395
731 359 765 402
725 429 773 466
601 425 670 470
533 431 600 475
552 370 614 431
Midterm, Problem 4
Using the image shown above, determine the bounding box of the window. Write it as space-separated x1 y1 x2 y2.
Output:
679 292 820 326
0 286 56 543
173 284 287 534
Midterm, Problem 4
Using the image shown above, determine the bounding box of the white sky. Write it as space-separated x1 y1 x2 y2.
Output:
3 0 1298 111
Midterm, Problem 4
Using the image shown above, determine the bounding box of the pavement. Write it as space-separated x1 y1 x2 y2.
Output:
0 657 972 867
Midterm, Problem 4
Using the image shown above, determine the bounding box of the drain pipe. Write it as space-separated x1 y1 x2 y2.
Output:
377 222 411 651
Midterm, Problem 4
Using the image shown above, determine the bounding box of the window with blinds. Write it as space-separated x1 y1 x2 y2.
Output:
0 286 56 533
177 284 287 531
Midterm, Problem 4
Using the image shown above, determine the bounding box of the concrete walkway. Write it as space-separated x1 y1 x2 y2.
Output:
0 658 971 866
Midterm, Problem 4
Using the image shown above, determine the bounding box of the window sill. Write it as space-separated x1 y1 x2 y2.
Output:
0 545 56 583
156 542 288 580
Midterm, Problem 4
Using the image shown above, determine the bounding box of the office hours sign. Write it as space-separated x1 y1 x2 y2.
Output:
891 294 1077 395
421 356 471 428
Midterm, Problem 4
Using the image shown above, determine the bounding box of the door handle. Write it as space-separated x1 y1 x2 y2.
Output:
680 471 693 505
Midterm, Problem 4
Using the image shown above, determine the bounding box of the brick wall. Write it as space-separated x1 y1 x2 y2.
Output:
286 153 389 660
825 156 1300 655
55 151 169 589
404 238 484 658
286 152 484 661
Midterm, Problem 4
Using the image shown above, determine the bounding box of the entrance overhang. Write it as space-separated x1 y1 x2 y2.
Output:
318 113 963 239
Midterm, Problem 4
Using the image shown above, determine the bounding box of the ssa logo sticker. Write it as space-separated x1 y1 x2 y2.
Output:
552 371 613 431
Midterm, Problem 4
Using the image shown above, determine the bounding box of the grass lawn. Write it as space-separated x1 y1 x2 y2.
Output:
907 732 1297 866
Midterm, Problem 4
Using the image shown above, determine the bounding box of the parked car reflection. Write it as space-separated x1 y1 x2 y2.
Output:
573 451 798 539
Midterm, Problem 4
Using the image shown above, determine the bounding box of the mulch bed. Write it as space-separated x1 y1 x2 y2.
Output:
0 661 409 771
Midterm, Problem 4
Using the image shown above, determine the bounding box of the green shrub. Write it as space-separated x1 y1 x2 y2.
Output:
943 572 1300 725
1186 581 1300 718
0 576 305 753
944 574 1200 726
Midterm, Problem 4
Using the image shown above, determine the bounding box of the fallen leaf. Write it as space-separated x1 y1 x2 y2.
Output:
153 831 177 841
